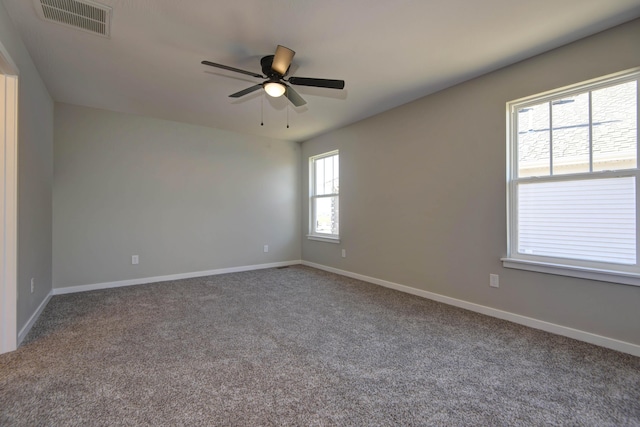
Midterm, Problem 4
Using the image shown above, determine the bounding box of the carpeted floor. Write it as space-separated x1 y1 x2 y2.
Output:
0 265 639 426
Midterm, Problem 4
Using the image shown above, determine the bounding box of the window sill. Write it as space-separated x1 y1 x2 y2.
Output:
307 235 340 244
501 257 640 287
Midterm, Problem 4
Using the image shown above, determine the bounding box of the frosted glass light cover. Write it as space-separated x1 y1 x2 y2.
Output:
264 82 285 97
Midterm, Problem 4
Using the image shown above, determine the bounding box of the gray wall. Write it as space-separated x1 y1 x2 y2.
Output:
0 2 54 332
301 19 640 345
54 104 300 288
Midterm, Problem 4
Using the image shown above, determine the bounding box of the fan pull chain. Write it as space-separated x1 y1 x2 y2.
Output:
287 103 290 129
260 94 264 126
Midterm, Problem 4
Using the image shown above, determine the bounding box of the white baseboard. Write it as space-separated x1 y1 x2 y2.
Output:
301 261 640 358
18 292 52 345
53 260 302 295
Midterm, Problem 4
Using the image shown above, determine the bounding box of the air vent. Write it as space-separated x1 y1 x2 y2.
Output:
34 0 111 37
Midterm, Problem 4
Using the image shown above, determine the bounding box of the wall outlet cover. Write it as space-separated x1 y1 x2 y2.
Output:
490 274 499 288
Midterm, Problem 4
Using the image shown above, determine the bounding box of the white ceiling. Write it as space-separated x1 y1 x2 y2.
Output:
3 0 640 142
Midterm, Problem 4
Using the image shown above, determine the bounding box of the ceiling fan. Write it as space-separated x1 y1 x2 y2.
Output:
201 45 345 107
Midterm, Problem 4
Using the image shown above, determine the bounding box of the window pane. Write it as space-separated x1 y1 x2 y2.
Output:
552 93 590 175
315 157 325 195
333 155 339 193
517 102 550 177
324 155 334 194
518 177 636 264
314 196 339 235
315 154 339 196
592 81 637 171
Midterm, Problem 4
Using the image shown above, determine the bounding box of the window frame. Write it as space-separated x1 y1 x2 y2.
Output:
503 68 640 286
308 150 340 243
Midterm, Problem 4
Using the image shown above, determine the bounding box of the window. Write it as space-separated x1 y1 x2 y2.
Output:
309 151 339 242
504 69 640 286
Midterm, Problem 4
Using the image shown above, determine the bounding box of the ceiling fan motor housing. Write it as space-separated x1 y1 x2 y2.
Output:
261 55 284 79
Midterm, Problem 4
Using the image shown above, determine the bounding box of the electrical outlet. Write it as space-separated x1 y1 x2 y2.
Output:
263 245 269 253
341 249 346 258
490 274 499 288
30 278 35 294
132 255 139 265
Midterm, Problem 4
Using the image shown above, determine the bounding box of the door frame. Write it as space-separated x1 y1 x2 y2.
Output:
0 40 18 354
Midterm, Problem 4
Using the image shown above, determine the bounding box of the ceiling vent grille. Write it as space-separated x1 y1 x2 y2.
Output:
34 0 111 37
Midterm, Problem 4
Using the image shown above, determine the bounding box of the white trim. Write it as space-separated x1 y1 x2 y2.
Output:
502 257 640 287
53 260 303 295
0 63 18 354
306 235 341 244
17 292 52 345
301 261 640 357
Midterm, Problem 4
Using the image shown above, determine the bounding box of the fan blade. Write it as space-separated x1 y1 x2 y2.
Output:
229 84 263 98
201 60 264 79
288 77 345 89
285 86 306 107
272 45 295 76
